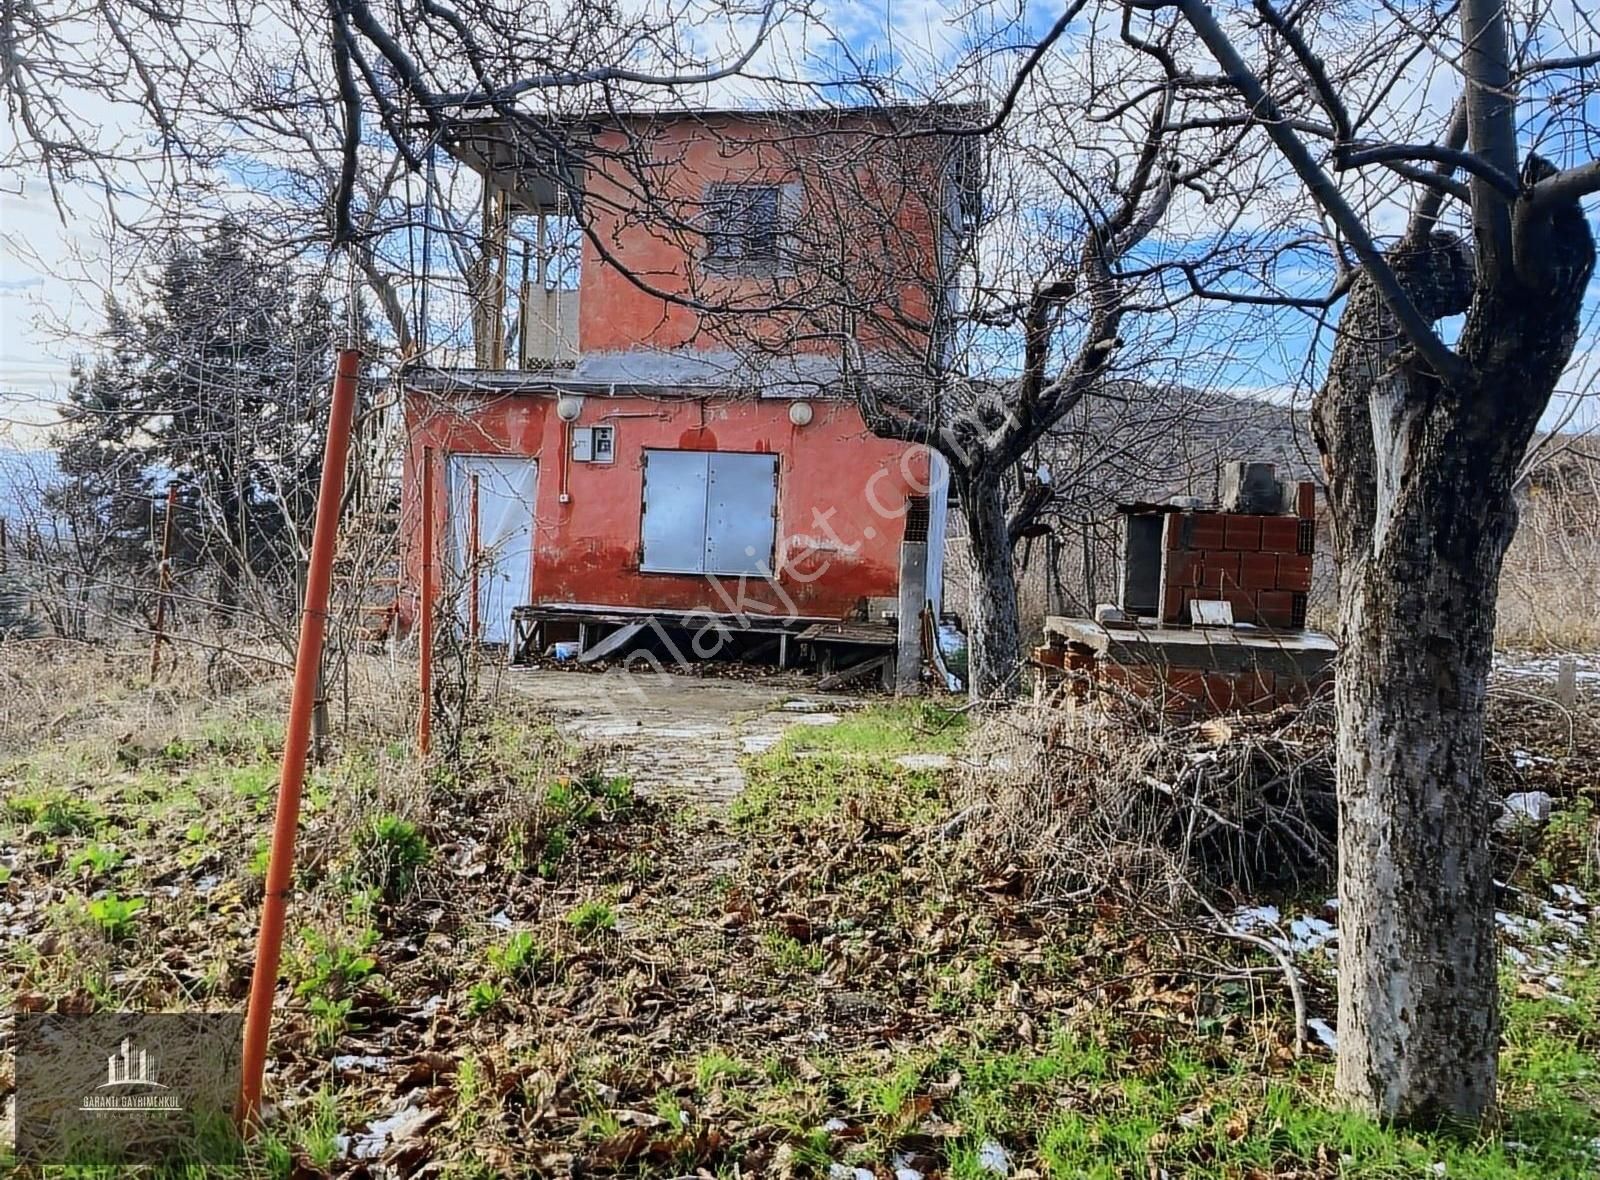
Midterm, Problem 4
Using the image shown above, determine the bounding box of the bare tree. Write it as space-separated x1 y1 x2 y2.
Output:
1099 0 1600 1124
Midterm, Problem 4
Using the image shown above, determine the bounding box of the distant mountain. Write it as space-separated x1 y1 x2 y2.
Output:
1037 385 1320 515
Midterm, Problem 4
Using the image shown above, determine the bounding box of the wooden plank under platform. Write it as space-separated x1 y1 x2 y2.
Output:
795 620 898 647
510 602 839 664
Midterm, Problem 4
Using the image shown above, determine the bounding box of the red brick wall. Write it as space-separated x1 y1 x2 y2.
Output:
1036 641 1331 716
1158 482 1317 629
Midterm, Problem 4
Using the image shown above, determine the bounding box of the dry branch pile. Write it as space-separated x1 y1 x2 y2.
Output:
958 698 1338 908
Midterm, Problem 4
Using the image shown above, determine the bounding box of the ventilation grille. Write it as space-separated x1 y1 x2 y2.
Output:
904 496 931 542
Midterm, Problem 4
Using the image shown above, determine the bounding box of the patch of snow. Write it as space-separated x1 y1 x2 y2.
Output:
415 995 445 1019
489 910 512 930
1307 1018 1338 1051
977 1140 1011 1176
1498 792 1554 828
1494 652 1600 683
1287 915 1339 952
1496 911 1540 938
823 1118 849 1133
1540 903 1588 936
893 1153 925 1180
1510 749 1553 770
1552 883 1588 908
1232 904 1281 927
1228 906 1337 954
335 1102 432 1160
332 1054 390 1070
895 753 954 771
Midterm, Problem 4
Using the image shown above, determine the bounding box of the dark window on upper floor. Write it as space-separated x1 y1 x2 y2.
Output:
705 183 783 264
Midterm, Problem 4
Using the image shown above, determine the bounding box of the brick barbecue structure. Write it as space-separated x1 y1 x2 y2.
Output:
1035 461 1336 714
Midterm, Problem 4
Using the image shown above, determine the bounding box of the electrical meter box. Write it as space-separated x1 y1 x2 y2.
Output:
571 425 615 464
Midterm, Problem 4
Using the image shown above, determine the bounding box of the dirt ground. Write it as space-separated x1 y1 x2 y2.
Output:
495 667 858 804
1 642 1596 1178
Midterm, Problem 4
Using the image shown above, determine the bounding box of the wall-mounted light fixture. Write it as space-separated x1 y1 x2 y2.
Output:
788 400 814 427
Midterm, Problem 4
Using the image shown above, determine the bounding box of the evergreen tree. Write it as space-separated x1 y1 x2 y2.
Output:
52 220 340 622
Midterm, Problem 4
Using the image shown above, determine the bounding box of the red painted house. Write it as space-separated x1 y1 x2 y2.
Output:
400 107 978 663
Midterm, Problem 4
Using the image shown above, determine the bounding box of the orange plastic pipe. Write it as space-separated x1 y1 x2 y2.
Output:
237 348 361 1128
418 446 434 755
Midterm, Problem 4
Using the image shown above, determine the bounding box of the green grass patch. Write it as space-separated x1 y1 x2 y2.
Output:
778 700 966 758
731 702 962 830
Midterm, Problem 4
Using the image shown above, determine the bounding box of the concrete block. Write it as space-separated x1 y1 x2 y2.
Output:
1223 589 1258 621
1162 585 1187 624
1258 589 1295 627
1220 461 1281 513
1185 513 1227 550
1203 673 1237 712
1198 551 1239 589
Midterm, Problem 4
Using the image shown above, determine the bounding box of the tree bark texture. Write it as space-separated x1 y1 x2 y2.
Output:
960 474 1023 702
1312 177 1593 1125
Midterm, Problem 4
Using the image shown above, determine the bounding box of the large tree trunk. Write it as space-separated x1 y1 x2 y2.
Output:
960 475 1021 702
1314 195 1592 1125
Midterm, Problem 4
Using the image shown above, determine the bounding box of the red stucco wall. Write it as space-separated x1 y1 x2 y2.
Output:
574 115 950 360
401 388 936 625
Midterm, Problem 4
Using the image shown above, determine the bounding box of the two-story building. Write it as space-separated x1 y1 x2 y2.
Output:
400 106 979 667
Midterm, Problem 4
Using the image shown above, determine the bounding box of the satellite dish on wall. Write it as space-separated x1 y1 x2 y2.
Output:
556 394 585 422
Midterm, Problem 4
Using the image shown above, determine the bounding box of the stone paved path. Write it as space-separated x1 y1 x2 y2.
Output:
502 667 852 805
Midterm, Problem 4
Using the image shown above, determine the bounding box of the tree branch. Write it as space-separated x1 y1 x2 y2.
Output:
1460 0 1519 277
1338 142 1519 199
1528 159 1600 209
1169 0 1467 385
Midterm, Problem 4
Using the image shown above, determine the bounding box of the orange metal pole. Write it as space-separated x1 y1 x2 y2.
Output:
468 473 480 644
149 484 177 677
418 446 434 756
237 348 361 1129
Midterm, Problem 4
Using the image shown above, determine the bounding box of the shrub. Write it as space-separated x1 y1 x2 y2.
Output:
565 900 618 938
487 931 547 981
465 981 503 1017
86 894 146 941
294 928 378 999
352 814 430 898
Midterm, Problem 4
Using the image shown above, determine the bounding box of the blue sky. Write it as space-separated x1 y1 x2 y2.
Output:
3 0 1598 447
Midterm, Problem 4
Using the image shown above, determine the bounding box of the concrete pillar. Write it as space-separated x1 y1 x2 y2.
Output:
1556 656 1578 708
896 540 928 695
